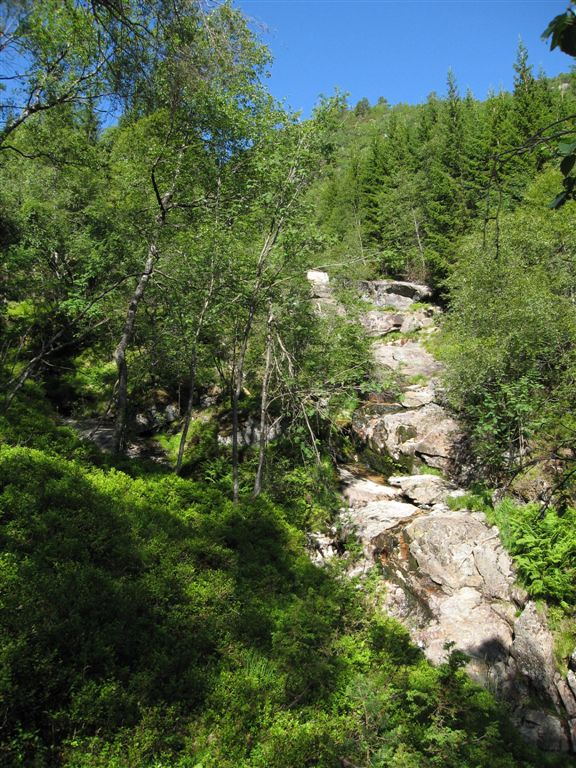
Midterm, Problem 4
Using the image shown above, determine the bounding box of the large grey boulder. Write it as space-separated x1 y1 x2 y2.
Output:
361 310 404 336
420 587 514 669
399 310 435 334
353 403 461 471
306 269 347 316
400 383 436 408
349 499 420 556
388 474 454 506
516 709 571 753
404 512 515 599
511 603 558 701
359 280 432 310
307 269 331 298
218 415 282 448
361 309 436 337
373 340 443 380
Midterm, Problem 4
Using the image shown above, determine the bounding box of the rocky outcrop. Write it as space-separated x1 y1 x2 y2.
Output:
361 309 435 337
361 310 405 336
372 339 443 379
335 467 575 752
359 279 432 309
387 473 457 506
307 269 331 298
65 418 169 462
313 277 576 754
217 413 282 448
353 402 461 471
307 269 346 316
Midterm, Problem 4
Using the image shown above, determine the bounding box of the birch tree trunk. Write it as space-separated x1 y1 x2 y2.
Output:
112 243 158 454
175 275 215 474
112 152 183 454
253 305 274 497
231 224 280 502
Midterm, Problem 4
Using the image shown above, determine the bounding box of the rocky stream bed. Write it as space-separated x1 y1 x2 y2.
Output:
308 271 576 755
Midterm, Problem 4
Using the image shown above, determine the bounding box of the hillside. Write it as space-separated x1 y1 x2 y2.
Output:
1 2 576 766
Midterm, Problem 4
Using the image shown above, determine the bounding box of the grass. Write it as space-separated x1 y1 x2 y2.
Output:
404 373 429 386
419 465 443 477
407 301 433 312
548 606 576 673
446 486 493 514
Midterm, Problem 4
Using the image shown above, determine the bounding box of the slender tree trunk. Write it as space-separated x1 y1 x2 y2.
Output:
112 243 158 454
229 136 308 500
111 148 184 454
175 276 215 474
275 329 321 465
231 303 255 503
253 306 274 497
231 224 280 503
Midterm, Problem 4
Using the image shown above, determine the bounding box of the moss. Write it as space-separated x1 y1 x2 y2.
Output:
359 445 412 477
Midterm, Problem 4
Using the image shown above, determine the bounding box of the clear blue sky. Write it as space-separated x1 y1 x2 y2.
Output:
237 1 571 114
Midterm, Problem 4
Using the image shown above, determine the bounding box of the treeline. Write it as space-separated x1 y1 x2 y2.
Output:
314 44 576 287
313 45 576 490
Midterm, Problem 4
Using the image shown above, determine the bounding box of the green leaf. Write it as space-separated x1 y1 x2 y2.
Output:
558 141 576 157
542 11 576 55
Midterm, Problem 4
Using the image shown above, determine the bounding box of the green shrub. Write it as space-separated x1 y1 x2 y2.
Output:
489 499 576 604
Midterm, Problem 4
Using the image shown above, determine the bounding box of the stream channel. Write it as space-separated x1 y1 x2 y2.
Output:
307 270 576 755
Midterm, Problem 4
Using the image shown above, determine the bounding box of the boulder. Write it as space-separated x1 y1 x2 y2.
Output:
218 415 282 448
567 669 576 699
399 310 435 334
516 710 571 753
388 473 454 506
64 418 116 452
360 309 435 337
307 269 329 284
359 280 432 310
556 677 576 717
307 269 330 296
511 603 558 702
339 467 401 506
421 587 514 668
405 512 512 596
373 340 443 380
361 310 404 336
354 403 461 471
400 384 436 408
350 499 419 553
308 531 338 565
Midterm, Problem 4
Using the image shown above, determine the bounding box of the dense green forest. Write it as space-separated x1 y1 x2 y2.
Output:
2 1 576 766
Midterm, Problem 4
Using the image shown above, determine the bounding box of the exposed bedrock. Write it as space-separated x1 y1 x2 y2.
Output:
312 276 576 754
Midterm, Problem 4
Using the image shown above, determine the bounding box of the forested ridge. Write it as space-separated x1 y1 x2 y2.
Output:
1 1 576 766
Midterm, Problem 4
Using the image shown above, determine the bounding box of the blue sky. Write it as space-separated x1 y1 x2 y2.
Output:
237 1 571 115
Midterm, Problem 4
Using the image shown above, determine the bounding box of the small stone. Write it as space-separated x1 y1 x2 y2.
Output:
567 669 576 699
556 677 576 716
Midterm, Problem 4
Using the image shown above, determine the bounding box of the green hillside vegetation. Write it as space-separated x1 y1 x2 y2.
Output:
1 1 576 765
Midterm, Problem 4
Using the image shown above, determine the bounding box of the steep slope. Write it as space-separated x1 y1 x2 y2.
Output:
309 271 576 754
